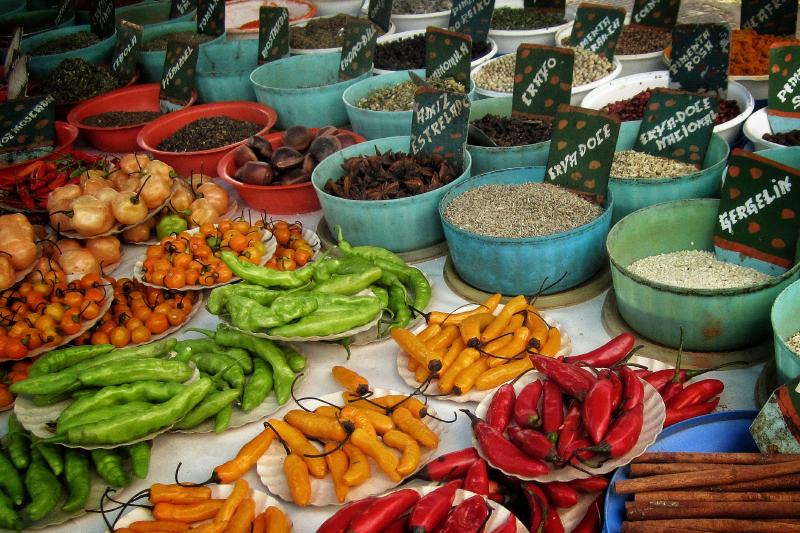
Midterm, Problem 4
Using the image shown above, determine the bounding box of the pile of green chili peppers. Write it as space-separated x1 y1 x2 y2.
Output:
210 229 431 336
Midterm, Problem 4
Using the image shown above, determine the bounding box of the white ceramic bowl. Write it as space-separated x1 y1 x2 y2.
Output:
373 29 498 75
390 9 450 33
581 70 755 146
225 0 316 40
661 49 769 101
743 107 785 151
472 54 623 106
488 17 573 54
312 0 362 16
289 16 396 55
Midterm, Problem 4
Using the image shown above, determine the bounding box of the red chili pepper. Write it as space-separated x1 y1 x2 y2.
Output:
643 360 745 392
463 459 490 496
488 513 517 533
667 379 724 410
437 495 490 533
559 437 596 467
566 476 609 493
582 379 615 445
408 481 460 533
597 369 623 411
541 481 578 509
507 426 559 463
414 448 480 481
556 401 582 461
541 380 563 442
16 183 35 209
486 383 516 432
461 410 550 478
522 483 548 533
318 498 377 533
15 160 43 179
562 333 635 368
384 513 408 533
664 397 719 428
631 368 650 379
48 171 68 191
572 494 602 533
348 489 420 533
487 480 503 503
533 356 595 400
543 501 565 533
619 366 644 411
514 379 543 428
582 402 644 458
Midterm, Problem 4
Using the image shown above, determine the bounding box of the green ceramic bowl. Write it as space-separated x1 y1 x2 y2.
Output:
0 9 74 37
115 0 195 28
197 38 271 103
137 21 226 82
607 198 800 351
23 24 116 79
772 279 800 385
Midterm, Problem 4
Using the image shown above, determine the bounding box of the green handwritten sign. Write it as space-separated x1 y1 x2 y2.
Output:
197 0 224 38
411 87 471 175
159 40 198 112
634 88 718 165
368 0 393 33
741 0 798 36
569 2 626 60
545 105 619 204
523 0 565 13
170 0 194 19
0 95 55 155
339 19 378 80
90 0 115 39
714 149 800 275
111 20 142 84
54 0 76 26
767 42 800 133
449 0 495 44
6 53 28 101
512 44 574 119
425 27 472 85
258 6 288 65
3 27 21 82
631 0 681 30
668 23 730 96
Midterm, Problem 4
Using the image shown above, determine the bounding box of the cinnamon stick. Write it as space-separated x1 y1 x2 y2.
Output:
711 474 800 492
633 453 800 465
629 463 724 477
615 460 800 494
622 519 800 532
635 491 800 503
622 524 713 533
625 500 800 520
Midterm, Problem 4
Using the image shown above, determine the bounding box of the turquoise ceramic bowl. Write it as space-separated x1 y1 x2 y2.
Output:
0 0 26 16
466 96 551 175
115 1 195 28
311 136 473 252
772 279 800 385
23 24 116 79
197 39 276 103
0 10 74 37
608 199 800 351
138 21 226 82
251 52 371 129
608 120 730 224
440 167 613 295
342 69 477 140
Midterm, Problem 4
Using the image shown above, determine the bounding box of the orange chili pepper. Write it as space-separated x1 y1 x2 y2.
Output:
392 407 439 449
487 326 531 367
525 308 549 350
284 453 312 506
423 325 459 352
438 347 481 394
482 314 525 354
251 512 266 533
391 328 443 373
459 313 495 345
339 405 376 439
225 496 255 533
331 366 370 396
263 506 292 533
539 327 561 357
382 429 421 476
129 520 189 532
416 323 442 342
343 443 370 487
481 295 528 342
267 419 327 478
428 293 502 326
475 357 533 390
213 429 275 483
440 337 466 375
350 427 401 482
343 393 428 418
149 484 211 505
152 500 224 523
323 442 350 503
284 410 348 441
214 478 249 525
453 356 490 395
314 405 340 418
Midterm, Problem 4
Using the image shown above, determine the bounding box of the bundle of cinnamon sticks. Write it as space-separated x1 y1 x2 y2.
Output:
615 452 800 533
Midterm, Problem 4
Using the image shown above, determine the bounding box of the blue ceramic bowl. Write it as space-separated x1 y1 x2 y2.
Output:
23 24 117 79
440 167 614 295
251 52 371 129
342 69 477 140
772 279 800 385
608 120 730 224
466 96 551 175
137 21 226 82
312 136 473 252
197 39 278 103
0 9 74 37
115 0 195 28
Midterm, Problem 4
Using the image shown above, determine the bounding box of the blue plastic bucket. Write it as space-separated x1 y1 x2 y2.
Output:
311 136 473 252
138 21 226 82
440 167 614 294
23 24 117 79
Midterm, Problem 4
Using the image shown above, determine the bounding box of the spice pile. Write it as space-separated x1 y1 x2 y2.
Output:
490 7 565 30
763 129 800 146
356 77 465 112
614 25 670 55
475 47 613 93
324 150 458 200
375 34 491 71
602 89 740 124
392 0 451 14
611 151 699 179
42 58 126 104
470 115 553 147
787 331 800 355
730 29 797 76
30 31 100 55
444 183 603 238
628 250 772 289
290 14 384 49
157 117 263 152
81 111 162 128
140 31 214 51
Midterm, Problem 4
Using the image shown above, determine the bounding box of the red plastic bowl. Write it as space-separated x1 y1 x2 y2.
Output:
137 101 278 177
67 84 198 153
0 121 78 185
216 128 366 215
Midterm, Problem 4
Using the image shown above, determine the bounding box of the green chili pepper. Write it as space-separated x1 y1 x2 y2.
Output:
29 344 115 377
223 294 317 332
0 497 23 530
337 227 406 266
23 454 62 521
10 371 79 397
313 267 383 296
371 258 431 311
268 296 382 338
225 348 254 375
33 441 63 476
62 449 90 513
57 402 157 435
6 414 30 470
191 353 245 390
207 283 282 315
174 388 239 430
58 381 185 427
221 251 316 288
377 270 402 289
52 378 214 446
282 345 306 373
0 451 24 507
31 391 74 406
215 402 233 434
270 294 321 322
126 441 151 479
174 338 224 362
91 449 129 488
371 285 389 308
389 283 412 328
241 358 273 412
78 359 193 387
0 490 13 510
313 258 341 282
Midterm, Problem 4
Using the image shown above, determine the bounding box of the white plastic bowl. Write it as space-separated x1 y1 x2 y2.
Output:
390 9 450 33
488 18 573 54
743 107 786 151
312 0 362 16
472 54 623 106
580 70 754 146
289 16 396 55
373 29 498 75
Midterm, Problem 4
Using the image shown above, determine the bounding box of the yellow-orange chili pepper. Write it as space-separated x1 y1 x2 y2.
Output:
343 443 370 487
482 313 525 350
339 405 376 439
438 347 481 394
416 323 442 342
226 497 255 533
391 328 443 373
149 484 211 505
525 308 549 350
459 313 495 345
323 442 349 503
539 327 561 357
284 453 312 506
129 520 189 532
344 393 428 418
188 523 224 533
251 513 266 533
428 293 502 326
152 501 224 523
481 295 528 342
349 427 401 482
392 407 439 449
487 326 531 368
263 506 292 533
407 355 419 372
212 429 274 484
331 366 370 396
453 357 490 395
476 357 533 390
284 410 348 442
314 405 339 418
266 419 327 478
361 409 395 434
214 478 249 525
440 337 466 375
382 429 421 476
424 325 459 352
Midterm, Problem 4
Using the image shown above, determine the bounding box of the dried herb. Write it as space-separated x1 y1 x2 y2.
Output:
82 111 163 127
375 34 491 71
156 116 264 152
470 115 553 147
356 77 465 111
140 31 214 51
602 89 739 124
490 8 565 31
42 58 125 104
30 31 100 55
290 14 384 50
393 0 452 14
